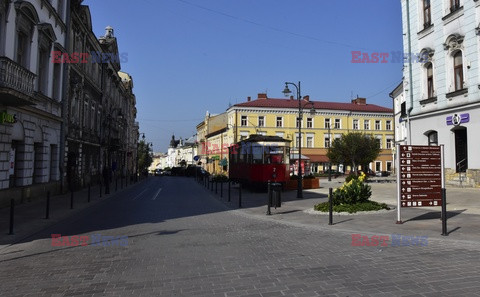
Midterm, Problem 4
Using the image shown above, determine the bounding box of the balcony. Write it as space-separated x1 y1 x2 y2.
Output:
0 57 36 106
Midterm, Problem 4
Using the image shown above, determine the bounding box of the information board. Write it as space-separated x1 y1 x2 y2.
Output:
398 145 442 207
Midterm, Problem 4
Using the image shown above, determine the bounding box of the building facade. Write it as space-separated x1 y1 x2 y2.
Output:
0 0 66 204
401 0 480 186
197 93 395 176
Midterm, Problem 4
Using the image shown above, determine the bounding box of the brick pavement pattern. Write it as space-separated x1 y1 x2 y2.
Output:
0 177 479 296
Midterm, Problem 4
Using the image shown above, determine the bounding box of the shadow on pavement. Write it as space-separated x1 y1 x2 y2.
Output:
404 209 465 222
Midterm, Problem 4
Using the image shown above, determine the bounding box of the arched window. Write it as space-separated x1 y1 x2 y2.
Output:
427 131 438 146
454 51 463 91
426 63 434 98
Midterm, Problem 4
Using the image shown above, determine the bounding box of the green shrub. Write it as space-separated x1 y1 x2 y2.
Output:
212 174 229 182
314 201 390 213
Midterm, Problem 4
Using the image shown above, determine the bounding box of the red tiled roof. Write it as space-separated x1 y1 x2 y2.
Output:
234 98 393 113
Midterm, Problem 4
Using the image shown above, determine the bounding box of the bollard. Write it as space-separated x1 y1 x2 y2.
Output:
70 190 74 209
215 181 218 194
115 177 118 192
267 182 272 215
441 188 447 236
220 181 223 198
328 188 333 225
99 182 102 198
211 179 214 192
228 180 231 202
45 191 50 219
88 184 91 203
8 199 14 235
239 183 242 208
121 176 123 189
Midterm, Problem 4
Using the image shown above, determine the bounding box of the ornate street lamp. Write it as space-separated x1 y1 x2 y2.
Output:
282 81 315 199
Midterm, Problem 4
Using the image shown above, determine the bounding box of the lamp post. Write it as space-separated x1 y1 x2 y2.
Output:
136 133 145 181
327 123 332 181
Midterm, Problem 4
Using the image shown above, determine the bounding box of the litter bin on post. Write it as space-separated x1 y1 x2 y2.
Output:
267 182 282 215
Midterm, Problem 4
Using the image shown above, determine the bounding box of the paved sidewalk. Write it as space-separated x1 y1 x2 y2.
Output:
0 177 146 250
201 176 480 243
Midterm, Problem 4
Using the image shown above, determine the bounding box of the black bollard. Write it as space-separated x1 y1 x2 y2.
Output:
115 177 118 192
99 182 102 198
70 190 74 209
8 199 14 235
267 182 271 215
328 188 333 225
45 191 50 219
211 179 214 192
228 181 231 202
121 176 123 189
239 183 242 208
215 181 218 194
220 181 223 198
88 184 91 203
441 188 447 236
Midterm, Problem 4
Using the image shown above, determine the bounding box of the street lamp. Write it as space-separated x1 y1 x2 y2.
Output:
282 81 315 199
327 123 332 181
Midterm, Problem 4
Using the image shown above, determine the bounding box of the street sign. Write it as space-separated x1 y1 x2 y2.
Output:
398 145 442 208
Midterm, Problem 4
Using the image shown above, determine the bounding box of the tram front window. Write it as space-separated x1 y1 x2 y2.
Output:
252 145 263 164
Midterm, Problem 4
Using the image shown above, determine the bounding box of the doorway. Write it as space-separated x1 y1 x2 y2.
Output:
454 128 468 172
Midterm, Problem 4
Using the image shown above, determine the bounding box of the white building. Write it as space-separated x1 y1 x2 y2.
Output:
401 0 480 186
0 0 66 203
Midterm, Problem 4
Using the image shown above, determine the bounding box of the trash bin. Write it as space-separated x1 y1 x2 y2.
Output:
270 182 282 208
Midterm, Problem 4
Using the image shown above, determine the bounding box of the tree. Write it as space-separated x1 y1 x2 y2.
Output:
326 132 381 174
138 140 153 175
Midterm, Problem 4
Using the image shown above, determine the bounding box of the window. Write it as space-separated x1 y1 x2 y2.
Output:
57 0 64 19
324 137 330 148
258 116 264 127
241 116 247 126
428 131 438 146
386 139 393 149
324 118 330 129
386 120 392 130
334 119 341 129
16 31 29 68
423 0 431 27
364 120 370 130
307 118 313 128
37 48 50 94
353 119 359 130
295 135 301 148
276 117 283 127
426 63 434 98
454 51 463 91
306 136 313 148
400 103 406 117
52 62 61 100
450 0 460 12
296 117 302 128
375 120 381 130
376 138 382 149
83 101 89 128
375 161 382 172
91 102 96 130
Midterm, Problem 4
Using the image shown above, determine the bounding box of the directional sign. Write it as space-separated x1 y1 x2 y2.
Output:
399 145 442 207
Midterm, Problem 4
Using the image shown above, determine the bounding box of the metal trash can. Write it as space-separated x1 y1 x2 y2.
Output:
270 182 282 208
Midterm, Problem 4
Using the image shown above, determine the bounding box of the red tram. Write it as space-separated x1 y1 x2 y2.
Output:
228 135 290 188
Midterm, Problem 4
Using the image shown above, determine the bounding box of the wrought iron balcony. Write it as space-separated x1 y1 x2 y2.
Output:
0 57 36 106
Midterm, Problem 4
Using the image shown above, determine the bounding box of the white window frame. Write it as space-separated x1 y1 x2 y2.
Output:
276 116 283 128
353 119 359 130
258 116 265 127
364 120 370 130
375 120 381 130
334 119 341 129
306 117 313 128
241 115 247 127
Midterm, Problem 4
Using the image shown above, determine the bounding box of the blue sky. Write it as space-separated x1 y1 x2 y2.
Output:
84 0 404 152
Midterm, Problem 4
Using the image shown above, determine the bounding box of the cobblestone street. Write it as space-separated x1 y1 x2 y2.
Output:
1 177 479 296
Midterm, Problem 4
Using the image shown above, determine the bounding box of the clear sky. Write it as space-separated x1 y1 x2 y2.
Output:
84 0 404 152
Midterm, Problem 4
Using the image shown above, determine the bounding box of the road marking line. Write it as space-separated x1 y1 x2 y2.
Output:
133 189 148 200
152 188 162 200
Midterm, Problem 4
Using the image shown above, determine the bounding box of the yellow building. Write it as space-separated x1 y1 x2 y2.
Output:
198 93 395 175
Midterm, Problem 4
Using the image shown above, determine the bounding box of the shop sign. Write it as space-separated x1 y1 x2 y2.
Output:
446 113 469 126
1 111 17 124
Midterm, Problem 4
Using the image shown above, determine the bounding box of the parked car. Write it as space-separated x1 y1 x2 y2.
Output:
375 171 390 177
154 169 163 176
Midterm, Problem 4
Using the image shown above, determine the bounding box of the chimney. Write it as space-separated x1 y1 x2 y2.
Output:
303 95 310 102
258 93 267 100
351 97 366 105
247 96 251 102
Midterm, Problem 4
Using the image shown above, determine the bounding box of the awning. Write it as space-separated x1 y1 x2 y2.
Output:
307 155 330 163
290 154 310 160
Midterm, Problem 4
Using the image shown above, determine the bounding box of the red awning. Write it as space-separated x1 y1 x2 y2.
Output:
306 155 329 163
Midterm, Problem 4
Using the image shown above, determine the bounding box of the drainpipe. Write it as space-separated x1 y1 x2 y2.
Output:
406 0 414 145
59 0 72 193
